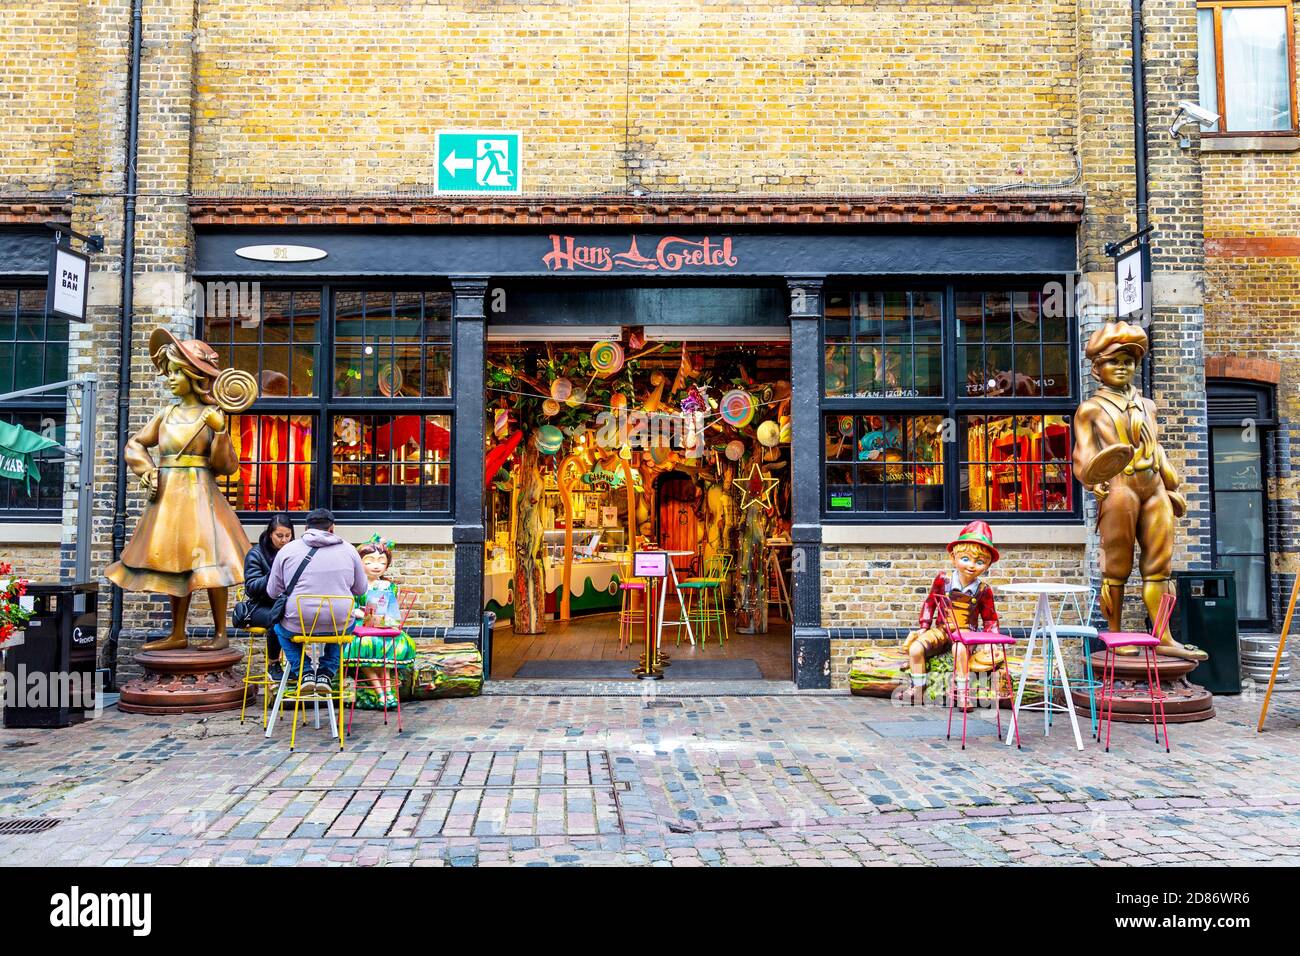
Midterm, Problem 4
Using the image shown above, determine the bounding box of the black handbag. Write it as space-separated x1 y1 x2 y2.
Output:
233 547 318 630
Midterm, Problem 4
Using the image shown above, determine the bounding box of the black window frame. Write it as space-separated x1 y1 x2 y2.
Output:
820 280 1082 524
201 281 456 523
0 283 68 521
1207 379 1277 630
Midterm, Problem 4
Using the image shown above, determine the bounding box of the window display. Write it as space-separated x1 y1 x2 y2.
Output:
823 284 1078 519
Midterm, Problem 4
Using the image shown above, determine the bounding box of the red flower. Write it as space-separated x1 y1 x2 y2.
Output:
16 579 26 595
0 562 11 575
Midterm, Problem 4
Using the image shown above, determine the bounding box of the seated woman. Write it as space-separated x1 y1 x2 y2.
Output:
243 512 295 683
343 536 417 709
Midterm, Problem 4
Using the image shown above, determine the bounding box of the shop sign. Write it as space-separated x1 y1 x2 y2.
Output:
234 244 328 263
829 494 854 510
632 551 669 578
543 234 738 273
47 242 89 322
436 129 522 193
581 466 623 491
1115 245 1145 319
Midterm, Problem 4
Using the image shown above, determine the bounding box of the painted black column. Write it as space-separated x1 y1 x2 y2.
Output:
787 277 830 689
450 277 489 649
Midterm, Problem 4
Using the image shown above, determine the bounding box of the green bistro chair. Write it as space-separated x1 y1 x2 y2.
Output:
678 553 733 647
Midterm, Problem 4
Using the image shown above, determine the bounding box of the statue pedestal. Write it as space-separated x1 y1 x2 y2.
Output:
1070 650 1215 724
118 647 246 715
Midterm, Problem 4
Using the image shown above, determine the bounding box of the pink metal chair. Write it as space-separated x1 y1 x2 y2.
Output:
1097 591 1175 753
932 592 1021 750
347 588 417 734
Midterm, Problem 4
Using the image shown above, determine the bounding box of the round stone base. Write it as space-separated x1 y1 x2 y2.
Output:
118 647 246 715
1070 650 1215 724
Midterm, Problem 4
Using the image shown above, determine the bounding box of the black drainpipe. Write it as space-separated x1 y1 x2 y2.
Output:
1130 0 1154 398
105 0 144 690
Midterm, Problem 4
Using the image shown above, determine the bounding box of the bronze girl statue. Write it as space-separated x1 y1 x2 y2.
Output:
106 327 257 651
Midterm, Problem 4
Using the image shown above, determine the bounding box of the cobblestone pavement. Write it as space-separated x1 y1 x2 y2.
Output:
3 686 1300 866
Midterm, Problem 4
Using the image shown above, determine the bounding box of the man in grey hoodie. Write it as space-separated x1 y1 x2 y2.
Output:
267 507 367 694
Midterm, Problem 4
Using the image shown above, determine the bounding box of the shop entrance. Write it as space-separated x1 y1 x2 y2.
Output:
483 329 793 680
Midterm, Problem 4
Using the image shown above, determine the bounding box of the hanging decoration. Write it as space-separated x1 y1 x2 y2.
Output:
533 424 564 455
725 440 745 461
589 340 625 377
756 419 781 448
493 408 511 439
719 388 757 428
550 377 573 401
733 460 780 513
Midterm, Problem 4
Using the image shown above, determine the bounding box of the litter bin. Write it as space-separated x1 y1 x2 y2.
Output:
2 582 99 728
1175 570 1240 695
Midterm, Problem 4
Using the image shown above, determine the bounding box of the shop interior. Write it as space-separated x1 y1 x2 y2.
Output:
484 329 794 680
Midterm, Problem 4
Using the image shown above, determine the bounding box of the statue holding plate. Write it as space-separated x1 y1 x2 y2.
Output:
1072 321 1206 661
106 327 259 653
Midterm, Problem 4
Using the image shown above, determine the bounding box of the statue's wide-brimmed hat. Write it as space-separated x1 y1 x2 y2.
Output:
1085 321 1149 363
149 326 221 379
947 520 999 563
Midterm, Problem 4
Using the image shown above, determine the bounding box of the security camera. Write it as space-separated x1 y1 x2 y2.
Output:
1170 100 1220 142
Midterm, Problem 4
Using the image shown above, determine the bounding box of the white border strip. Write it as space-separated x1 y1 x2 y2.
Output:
822 524 1088 546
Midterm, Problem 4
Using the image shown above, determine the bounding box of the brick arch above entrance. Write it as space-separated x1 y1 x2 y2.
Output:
1206 355 1282 385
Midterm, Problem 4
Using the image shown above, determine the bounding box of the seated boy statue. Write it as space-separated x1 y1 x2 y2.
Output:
900 521 1001 708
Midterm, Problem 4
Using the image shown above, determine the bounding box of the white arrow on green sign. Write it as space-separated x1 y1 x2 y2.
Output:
435 130 522 194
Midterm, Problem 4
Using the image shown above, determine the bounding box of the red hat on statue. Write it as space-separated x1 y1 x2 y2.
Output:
947 520 999 563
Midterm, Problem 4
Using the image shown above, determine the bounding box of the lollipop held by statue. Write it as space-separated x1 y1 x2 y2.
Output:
105 328 260 652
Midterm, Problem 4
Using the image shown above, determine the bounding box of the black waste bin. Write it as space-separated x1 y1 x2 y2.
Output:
1175 570 1240 695
2 582 99 728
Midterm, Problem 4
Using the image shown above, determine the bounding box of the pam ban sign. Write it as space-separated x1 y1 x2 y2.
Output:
48 243 90 322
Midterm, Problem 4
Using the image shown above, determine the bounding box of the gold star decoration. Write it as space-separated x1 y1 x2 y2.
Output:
733 461 780 513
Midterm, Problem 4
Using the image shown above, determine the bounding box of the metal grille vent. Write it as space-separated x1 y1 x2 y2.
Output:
1207 394 1261 420
0 818 61 836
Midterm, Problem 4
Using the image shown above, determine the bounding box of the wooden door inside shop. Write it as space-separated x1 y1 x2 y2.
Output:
482 330 794 682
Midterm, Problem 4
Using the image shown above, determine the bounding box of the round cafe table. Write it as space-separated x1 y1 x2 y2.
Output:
1000 582 1091 751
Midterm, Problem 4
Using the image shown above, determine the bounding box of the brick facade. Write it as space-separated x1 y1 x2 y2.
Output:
1199 0 1300 628
0 1 1271 687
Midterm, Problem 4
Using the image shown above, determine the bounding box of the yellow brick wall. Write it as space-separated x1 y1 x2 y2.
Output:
0 0 79 192
1200 1 1300 592
191 0 1078 195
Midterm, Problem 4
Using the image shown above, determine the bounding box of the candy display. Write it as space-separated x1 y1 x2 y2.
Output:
550 377 573 401
590 340 625 376
720 388 756 428
533 424 564 455
756 419 781 448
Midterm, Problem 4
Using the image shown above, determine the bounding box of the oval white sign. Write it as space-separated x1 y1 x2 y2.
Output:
234 244 328 263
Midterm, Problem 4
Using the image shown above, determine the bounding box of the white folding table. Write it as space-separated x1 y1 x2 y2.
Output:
1000 582 1090 751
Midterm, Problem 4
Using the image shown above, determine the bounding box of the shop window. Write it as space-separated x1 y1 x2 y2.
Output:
0 287 67 519
205 284 455 519
330 413 451 514
824 414 945 514
332 290 451 398
825 290 943 398
207 289 320 398
823 285 1078 521
218 414 315 513
1198 2 1297 133
957 290 1069 398
960 415 1074 514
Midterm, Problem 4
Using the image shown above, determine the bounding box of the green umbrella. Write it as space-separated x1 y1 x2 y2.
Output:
0 420 60 493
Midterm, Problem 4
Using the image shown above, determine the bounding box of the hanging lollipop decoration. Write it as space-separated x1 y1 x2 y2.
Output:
589 340 625 378
725 439 745 461
542 398 561 417
566 385 588 408
838 415 855 437
756 419 781 448
719 388 757 428
550 377 573 402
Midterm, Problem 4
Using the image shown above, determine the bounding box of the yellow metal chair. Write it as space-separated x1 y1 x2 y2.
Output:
679 553 732 647
237 586 280 728
264 595 354 752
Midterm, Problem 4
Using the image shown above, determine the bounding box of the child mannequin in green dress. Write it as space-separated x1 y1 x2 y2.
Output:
344 538 417 709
